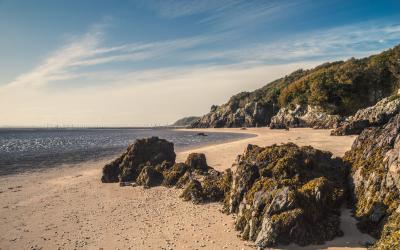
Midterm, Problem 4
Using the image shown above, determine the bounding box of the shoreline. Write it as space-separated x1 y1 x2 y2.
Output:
0 128 374 249
0 128 254 177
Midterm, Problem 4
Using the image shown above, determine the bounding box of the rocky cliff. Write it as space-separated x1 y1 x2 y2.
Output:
191 100 276 128
270 105 342 129
331 94 400 135
344 114 400 249
191 45 400 128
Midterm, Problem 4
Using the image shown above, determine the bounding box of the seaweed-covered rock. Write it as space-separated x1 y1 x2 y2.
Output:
185 153 209 172
177 168 233 204
332 94 400 135
270 105 341 129
136 166 164 188
101 137 176 183
180 179 204 204
344 114 400 249
101 153 126 183
162 162 189 187
202 169 233 203
102 139 233 204
228 143 346 248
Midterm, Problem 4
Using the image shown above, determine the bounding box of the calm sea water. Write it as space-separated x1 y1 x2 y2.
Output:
0 128 253 175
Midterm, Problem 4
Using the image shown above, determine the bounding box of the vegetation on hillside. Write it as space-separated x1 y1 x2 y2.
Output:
208 45 400 118
172 116 200 127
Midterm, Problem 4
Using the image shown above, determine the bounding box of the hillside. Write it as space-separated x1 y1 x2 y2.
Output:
191 45 400 128
172 116 200 127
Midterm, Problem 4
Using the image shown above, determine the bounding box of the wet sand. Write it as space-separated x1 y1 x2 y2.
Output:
0 128 374 249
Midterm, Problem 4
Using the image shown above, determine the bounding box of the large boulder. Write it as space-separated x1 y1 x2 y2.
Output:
344 114 400 249
270 105 341 129
101 137 176 183
228 143 346 248
332 95 400 135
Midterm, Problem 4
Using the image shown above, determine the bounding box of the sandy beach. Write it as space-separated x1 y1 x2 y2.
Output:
0 128 375 250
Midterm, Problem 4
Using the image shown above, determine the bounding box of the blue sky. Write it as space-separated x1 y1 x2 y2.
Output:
1 0 400 126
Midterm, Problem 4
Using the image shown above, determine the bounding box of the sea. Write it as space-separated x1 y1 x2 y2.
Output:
0 128 253 176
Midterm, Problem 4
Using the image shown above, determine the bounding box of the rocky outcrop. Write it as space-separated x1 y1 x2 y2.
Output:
101 139 233 204
331 95 400 135
101 132 400 248
227 143 346 248
101 137 176 183
270 105 342 129
191 101 276 128
344 114 400 249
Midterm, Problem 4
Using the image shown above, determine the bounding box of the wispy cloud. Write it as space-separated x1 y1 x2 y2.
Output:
3 26 221 89
7 27 102 88
188 21 400 64
143 0 305 31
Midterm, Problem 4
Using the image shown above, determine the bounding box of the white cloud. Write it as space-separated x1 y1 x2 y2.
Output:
188 21 400 63
7 29 101 88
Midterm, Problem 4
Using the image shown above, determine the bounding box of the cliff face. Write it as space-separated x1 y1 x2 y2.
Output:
331 94 400 135
269 105 342 129
191 45 400 128
344 114 400 249
191 101 276 128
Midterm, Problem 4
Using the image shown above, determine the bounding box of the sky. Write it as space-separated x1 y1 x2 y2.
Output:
1 0 400 127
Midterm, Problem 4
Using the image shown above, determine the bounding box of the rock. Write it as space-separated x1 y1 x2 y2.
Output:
265 187 296 216
270 105 341 129
101 156 125 183
228 143 346 248
191 101 275 128
136 166 164 188
163 163 189 187
344 114 400 249
180 179 204 204
185 153 209 172
332 95 400 135
202 169 233 204
101 137 176 183
102 140 233 205
197 132 207 136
